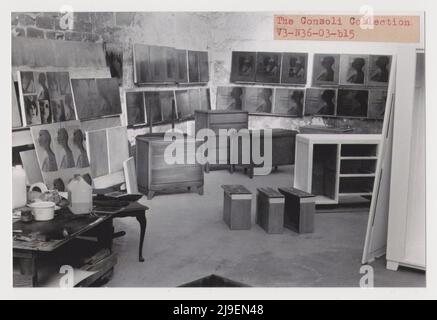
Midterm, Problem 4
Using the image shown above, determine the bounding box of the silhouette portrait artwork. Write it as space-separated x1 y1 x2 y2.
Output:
304 88 336 116
256 88 273 113
313 54 339 85
347 58 366 84
227 87 243 110
337 89 369 117
57 128 75 169
369 55 391 85
289 90 304 115
73 129 90 168
274 89 304 116
38 129 58 172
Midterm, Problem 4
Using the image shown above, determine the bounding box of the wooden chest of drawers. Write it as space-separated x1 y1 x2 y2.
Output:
136 133 204 199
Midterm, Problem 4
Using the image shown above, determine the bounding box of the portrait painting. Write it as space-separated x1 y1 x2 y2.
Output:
368 90 387 119
216 86 245 111
304 88 337 116
280 53 308 85
126 91 146 126
368 55 391 87
38 100 52 124
339 55 369 86
255 52 281 83
30 120 91 190
23 95 41 125
337 89 369 118
274 88 305 116
312 54 340 86
243 87 274 114
230 51 256 83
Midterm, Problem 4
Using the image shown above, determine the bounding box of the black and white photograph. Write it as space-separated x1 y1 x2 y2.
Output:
255 52 281 83
8 8 430 302
243 87 274 113
368 90 388 119
126 91 146 126
368 55 392 86
304 88 337 116
337 89 369 118
273 88 304 116
230 51 257 83
280 53 308 85
216 86 245 110
339 54 369 86
312 54 340 86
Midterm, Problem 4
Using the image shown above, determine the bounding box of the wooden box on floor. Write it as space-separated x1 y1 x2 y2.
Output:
136 133 204 199
222 185 252 230
256 188 285 234
195 110 248 172
279 187 315 234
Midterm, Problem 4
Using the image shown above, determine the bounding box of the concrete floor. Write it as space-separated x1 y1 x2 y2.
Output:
107 166 425 287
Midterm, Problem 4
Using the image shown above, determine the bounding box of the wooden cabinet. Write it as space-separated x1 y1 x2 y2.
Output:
294 134 381 205
195 110 248 172
232 129 298 178
136 133 204 199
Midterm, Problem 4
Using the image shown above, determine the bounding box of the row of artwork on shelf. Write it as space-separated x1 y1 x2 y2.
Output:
231 52 391 88
133 44 209 85
216 86 387 119
126 88 211 126
14 71 122 128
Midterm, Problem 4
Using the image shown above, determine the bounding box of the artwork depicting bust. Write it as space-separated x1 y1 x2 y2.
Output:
289 90 304 115
256 88 273 113
238 56 254 76
227 87 243 110
317 56 335 82
318 90 336 115
347 58 366 84
371 56 390 83
38 129 58 172
57 128 75 169
73 129 90 168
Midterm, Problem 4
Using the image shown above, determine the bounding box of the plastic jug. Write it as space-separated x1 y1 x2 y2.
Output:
12 165 27 209
67 174 92 214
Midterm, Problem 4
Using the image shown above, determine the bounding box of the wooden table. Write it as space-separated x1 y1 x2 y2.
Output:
13 201 148 287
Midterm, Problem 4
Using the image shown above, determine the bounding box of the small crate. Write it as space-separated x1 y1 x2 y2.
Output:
256 188 285 234
278 187 316 234
222 185 252 230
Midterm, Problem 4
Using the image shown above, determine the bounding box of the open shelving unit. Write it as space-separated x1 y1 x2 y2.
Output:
294 134 381 205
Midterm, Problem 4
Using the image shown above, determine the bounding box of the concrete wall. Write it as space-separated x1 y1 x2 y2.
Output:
12 12 383 136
